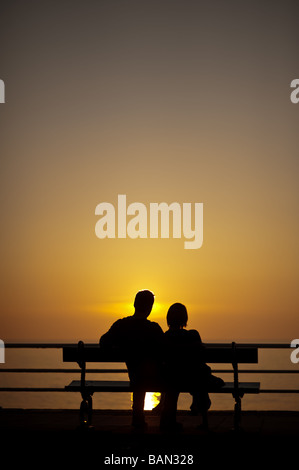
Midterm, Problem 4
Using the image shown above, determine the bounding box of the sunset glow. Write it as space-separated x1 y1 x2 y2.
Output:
0 1 298 344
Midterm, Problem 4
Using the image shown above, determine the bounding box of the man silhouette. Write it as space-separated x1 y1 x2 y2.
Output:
100 289 164 429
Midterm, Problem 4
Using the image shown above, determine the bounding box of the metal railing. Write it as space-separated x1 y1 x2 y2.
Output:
0 342 298 395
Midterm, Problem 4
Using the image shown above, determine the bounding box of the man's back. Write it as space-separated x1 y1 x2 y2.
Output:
100 314 164 387
99 290 162 428
100 314 163 355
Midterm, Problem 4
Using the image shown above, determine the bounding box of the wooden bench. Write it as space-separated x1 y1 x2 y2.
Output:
63 341 260 431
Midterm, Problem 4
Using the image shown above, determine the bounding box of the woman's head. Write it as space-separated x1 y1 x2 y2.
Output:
167 303 188 329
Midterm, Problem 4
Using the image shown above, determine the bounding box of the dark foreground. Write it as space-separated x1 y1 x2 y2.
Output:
0 409 298 466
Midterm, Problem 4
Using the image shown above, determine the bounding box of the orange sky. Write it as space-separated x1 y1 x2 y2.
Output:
0 0 298 342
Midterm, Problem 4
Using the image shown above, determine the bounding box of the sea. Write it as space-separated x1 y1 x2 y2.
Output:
0 346 299 411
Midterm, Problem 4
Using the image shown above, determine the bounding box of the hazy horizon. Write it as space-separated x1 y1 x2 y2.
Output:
1 1 299 343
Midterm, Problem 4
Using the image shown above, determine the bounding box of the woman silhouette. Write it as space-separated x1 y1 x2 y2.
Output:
160 303 224 431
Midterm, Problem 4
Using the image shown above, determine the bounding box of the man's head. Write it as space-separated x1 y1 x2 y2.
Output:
134 289 155 318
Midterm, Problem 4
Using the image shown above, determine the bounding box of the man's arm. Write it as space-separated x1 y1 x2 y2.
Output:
151 322 165 357
99 320 122 348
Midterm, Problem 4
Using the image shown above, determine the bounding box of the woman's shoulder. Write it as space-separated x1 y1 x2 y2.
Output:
164 328 202 342
186 329 202 342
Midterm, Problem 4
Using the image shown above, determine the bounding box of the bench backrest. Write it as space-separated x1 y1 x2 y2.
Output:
63 343 258 365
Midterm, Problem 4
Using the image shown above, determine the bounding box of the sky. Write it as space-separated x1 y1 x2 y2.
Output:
0 0 298 342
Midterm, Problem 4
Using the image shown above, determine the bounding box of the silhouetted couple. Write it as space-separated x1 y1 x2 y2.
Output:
100 289 224 432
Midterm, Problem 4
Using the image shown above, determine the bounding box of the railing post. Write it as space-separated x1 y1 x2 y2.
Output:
232 342 242 431
78 341 86 388
77 341 93 429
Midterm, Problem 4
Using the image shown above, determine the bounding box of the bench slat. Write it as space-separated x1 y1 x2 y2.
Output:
65 380 260 394
63 346 258 364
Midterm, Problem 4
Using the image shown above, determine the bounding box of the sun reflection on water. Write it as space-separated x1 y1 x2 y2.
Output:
131 392 161 410
144 392 161 410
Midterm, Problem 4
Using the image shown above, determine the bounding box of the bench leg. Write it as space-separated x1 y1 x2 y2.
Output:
233 395 242 431
201 410 209 431
79 394 93 428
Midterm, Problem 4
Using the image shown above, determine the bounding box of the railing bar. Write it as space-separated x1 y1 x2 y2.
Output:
1 368 299 374
1 388 299 393
226 370 299 373
5 344 76 348
0 369 128 373
259 390 299 393
0 388 66 392
212 370 299 374
0 368 299 374
4 342 294 349
211 370 299 374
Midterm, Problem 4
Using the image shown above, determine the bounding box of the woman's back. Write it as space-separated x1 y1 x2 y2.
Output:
163 328 208 386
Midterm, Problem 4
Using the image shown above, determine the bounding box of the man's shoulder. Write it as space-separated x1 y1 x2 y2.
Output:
111 315 163 336
119 315 161 326
147 319 164 331
110 316 134 328
115 315 133 323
